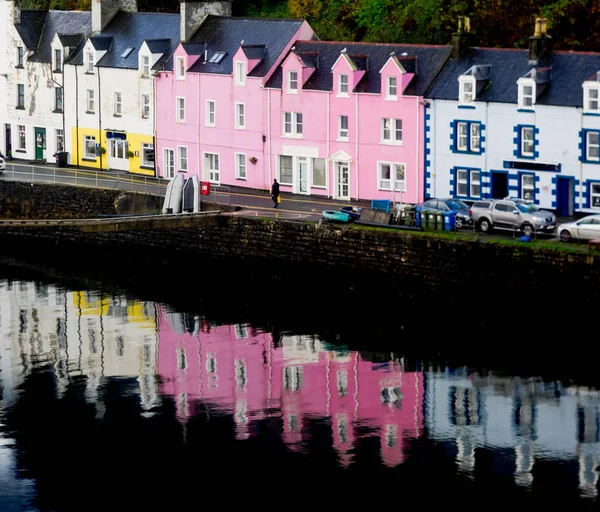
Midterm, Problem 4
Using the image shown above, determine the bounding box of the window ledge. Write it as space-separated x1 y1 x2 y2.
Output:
53 70 62 74
337 138 349 142
517 108 534 113
15 106 25 110
52 110 63 114
380 141 403 146
336 94 350 98
15 149 27 153
82 157 97 162
176 120 185 124
312 186 327 190
286 90 299 95
235 127 246 130
140 165 154 169
15 65 24 69
84 72 95 75
385 96 398 101
458 105 476 109
236 177 247 181
141 116 149 119
583 112 600 117
177 170 188 173
281 134 303 139
114 114 122 118
85 111 95 115
205 124 215 128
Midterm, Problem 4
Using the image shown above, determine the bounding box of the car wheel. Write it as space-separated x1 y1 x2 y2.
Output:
456 217 463 229
478 218 492 233
560 229 572 243
522 224 534 237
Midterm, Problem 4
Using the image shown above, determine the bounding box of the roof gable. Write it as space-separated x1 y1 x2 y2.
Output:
14 10 48 51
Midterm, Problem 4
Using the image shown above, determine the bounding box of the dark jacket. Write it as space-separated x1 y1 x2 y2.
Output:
271 181 280 197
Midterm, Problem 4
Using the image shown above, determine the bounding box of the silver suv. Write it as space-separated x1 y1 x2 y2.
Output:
470 199 556 237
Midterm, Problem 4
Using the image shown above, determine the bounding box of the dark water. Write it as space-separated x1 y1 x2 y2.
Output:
0 276 599 510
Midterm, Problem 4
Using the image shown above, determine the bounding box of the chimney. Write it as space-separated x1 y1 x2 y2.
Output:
451 16 472 58
528 17 552 62
92 0 138 35
180 1 232 43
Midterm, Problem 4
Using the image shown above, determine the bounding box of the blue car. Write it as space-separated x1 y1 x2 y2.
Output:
415 198 473 229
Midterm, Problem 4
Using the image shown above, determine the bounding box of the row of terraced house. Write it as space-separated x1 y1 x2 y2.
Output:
1 1 599 215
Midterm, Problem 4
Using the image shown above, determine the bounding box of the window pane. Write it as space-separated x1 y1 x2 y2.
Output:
470 171 481 197
394 119 402 141
279 155 293 184
380 164 391 189
296 113 303 134
312 158 326 187
394 164 405 191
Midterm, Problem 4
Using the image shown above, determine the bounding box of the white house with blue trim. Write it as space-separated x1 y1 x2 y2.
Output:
424 17 600 216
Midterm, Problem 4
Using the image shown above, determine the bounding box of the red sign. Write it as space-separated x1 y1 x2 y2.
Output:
201 181 211 196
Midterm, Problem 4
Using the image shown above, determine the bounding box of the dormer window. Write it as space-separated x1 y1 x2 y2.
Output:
583 83 600 114
338 74 349 96
235 61 246 86
141 55 150 77
176 56 185 80
518 79 535 110
386 76 397 99
54 49 62 72
459 76 475 105
86 50 94 73
288 71 298 93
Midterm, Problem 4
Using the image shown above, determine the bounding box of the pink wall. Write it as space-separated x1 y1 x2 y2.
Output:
156 306 424 467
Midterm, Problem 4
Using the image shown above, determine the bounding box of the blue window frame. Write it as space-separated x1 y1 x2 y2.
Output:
450 120 483 154
580 129 600 164
452 167 481 199
513 124 539 159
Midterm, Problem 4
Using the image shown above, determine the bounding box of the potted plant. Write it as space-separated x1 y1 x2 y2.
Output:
126 150 134 159
249 156 258 165
97 146 106 155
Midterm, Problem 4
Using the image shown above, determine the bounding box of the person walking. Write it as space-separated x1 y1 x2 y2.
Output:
271 179 280 208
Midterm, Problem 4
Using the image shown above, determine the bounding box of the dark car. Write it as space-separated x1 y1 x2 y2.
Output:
414 198 472 228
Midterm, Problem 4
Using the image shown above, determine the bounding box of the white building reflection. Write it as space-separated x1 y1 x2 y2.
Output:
425 368 600 497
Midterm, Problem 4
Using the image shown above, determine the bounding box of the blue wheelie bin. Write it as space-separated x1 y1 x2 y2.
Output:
443 211 457 231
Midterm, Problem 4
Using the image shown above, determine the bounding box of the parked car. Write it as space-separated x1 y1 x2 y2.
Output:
0 155 5 173
558 214 600 242
414 198 472 228
470 198 556 237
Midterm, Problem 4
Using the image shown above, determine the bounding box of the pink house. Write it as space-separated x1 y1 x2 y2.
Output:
264 41 452 202
156 308 424 467
155 15 315 189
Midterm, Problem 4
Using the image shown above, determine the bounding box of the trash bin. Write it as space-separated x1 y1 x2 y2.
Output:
56 151 68 168
201 181 211 195
415 211 422 228
443 211 457 231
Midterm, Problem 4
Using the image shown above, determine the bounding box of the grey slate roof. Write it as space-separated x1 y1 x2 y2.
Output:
181 43 206 56
265 41 452 96
425 48 600 107
57 33 85 48
146 39 171 54
29 11 91 63
95 11 180 69
242 44 265 61
90 36 113 51
186 16 306 77
14 10 47 50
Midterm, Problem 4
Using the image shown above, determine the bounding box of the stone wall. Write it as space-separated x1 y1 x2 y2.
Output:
0 181 163 219
0 214 597 300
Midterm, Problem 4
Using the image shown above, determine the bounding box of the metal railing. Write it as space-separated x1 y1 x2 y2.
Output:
205 185 231 207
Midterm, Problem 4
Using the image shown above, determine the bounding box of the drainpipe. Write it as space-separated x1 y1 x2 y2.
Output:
97 66 103 170
415 97 420 202
355 92 359 200
484 101 489 197
50 66 65 158
197 71 201 181
579 108 584 211
326 90 330 197
152 72 157 178
429 100 435 198
267 88 272 187
75 64 80 168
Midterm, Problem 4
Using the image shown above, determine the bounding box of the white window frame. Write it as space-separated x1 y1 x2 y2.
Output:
176 97 185 123
235 61 246 86
163 148 175 178
235 102 245 130
206 100 216 127
591 183 600 208
521 174 535 201
386 76 397 99
83 135 96 159
18 125 26 150
312 157 327 189
455 121 481 153
86 89 95 113
288 71 298 93
381 118 402 145
521 126 534 157
282 112 303 137
457 169 468 196
176 56 185 80
338 115 349 141
114 91 122 116
518 79 535 110
459 76 475 105
586 131 600 162
235 152 247 180
457 122 468 151
86 50 94 73
583 83 600 114
141 55 150 77
470 170 481 198
338 74 349 96
278 155 293 185
142 94 150 118
377 162 406 192
177 146 188 172
55 128 64 152
204 152 220 184
141 142 154 167
54 48 62 72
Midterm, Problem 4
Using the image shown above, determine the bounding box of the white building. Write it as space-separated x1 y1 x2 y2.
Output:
425 18 600 216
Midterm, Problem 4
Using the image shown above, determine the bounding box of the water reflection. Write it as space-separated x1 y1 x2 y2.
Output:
0 279 598 505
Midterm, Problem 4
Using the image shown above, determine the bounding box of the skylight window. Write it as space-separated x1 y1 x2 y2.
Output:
121 47 134 58
209 52 226 64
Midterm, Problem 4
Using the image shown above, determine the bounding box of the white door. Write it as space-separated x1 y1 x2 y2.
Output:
109 139 128 171
205 153 220 184
296 157 309 195
164 149 174 178
335 162 350 200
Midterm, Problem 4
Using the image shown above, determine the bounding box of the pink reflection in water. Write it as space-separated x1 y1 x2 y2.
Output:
156 305 423 467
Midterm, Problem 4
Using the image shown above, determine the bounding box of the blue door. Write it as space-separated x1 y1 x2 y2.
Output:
556 176 573 217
